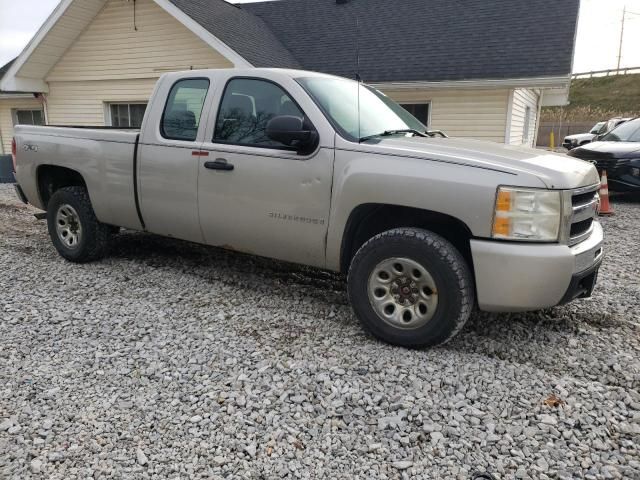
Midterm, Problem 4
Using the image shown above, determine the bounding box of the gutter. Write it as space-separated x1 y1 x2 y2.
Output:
370 76 571 91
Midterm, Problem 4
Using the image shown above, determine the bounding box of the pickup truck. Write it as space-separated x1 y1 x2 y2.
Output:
12 68 604 348
563 118 631 150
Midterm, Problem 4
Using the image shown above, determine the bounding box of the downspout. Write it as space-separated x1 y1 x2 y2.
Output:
35 92 49 124
504 90 514 145
0 109 4 154
533 90 543 147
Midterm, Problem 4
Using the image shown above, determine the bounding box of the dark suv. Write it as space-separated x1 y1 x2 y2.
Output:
568 118 640 192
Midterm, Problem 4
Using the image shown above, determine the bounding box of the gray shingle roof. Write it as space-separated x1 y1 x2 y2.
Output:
0 59 15 79
242 0 578 83
0 58 30 94
168 0 301 68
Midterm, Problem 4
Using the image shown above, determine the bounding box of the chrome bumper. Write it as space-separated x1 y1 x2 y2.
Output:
471 222 604 312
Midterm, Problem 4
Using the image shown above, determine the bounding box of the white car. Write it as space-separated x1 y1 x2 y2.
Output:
563 118 631 150
562 121 605 150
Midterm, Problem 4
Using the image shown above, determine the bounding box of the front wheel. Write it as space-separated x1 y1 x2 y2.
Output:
348 228 474 348
47 186 111 263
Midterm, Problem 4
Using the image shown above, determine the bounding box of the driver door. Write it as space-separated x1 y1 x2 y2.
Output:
196 76 334 268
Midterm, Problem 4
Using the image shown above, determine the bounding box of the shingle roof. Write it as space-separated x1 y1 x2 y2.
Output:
0 59 15 80
0 58 29 94
168 0 301 68
242 0 578 83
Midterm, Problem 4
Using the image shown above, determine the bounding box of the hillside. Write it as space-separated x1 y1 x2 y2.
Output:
542 73 640 121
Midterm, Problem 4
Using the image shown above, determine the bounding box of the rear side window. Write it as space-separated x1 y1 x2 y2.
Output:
213 78 304 148
161 78 210 141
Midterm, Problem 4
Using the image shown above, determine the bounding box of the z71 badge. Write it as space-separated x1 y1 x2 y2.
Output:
23 144 38 152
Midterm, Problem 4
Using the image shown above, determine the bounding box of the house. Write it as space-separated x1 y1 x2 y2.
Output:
0 60 45 154
0 0 579 153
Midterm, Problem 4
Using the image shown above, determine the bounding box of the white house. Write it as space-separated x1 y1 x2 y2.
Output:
0 0 579 155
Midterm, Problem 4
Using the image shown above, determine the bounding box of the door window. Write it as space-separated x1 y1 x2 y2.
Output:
213 78 304 148
161 78 210 141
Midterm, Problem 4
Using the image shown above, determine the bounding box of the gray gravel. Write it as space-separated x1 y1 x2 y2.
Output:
1 184 639 479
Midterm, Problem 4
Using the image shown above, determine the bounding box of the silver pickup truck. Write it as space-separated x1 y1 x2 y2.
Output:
12 68 604 348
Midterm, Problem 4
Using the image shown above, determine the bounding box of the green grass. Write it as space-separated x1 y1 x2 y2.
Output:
569 74 640 111
542 73 640 121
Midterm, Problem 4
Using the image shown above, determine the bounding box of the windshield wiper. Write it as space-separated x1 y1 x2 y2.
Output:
359 129 428 143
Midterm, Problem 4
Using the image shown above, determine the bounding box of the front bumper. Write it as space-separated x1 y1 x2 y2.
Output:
471 221 604 312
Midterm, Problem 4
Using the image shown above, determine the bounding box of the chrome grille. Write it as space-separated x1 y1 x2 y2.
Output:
567 185 599 245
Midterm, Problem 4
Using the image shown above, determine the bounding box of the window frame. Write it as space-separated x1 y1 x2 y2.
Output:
11 108 44 126
158 77 211 142
398 101 432 129
211 76 316 152
105 102 148 128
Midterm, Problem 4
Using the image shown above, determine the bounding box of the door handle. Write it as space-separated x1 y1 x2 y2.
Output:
204 158 234 171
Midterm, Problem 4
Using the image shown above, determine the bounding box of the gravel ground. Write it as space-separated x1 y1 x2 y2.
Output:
0 184 639 480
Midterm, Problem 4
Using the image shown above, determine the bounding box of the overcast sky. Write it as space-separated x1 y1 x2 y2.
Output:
1 0 639 74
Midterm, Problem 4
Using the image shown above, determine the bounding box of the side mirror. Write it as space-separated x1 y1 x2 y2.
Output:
266 115 318 153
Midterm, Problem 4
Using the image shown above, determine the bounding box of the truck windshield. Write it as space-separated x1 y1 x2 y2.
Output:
297 76 426 142
590 122 605 134
601 119 640 142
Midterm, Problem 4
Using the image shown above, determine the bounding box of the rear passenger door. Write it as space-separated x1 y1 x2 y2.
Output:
197 75 334 268
138 77 211 242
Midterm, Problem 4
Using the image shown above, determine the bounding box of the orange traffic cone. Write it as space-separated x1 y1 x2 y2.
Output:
598 170 614 216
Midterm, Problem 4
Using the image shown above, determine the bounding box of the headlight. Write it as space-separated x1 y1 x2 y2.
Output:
492 187 561 241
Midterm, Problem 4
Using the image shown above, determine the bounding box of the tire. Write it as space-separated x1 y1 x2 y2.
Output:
347 228 474 348
46 186 110 263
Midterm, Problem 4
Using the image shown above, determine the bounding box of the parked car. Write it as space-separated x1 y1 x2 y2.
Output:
568 117 640 192
563 118 632 150
12 68 603 348
593 117 632 141
563 121 605 150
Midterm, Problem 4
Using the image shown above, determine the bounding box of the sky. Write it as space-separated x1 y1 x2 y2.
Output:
0 0 639 74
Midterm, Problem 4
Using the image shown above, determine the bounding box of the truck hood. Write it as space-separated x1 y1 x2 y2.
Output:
569 141 640 159
362 136 600 189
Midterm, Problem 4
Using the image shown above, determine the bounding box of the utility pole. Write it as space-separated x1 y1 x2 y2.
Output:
617 5 626 70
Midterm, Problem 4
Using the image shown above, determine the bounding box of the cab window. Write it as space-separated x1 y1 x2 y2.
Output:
161 78 210 141
213 78 304 148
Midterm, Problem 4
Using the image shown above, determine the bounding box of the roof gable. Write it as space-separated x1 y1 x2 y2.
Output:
243 0 580 83
0 0 255 92
46 0 234 82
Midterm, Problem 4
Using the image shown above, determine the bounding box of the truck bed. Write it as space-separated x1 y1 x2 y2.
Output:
13 124 143 230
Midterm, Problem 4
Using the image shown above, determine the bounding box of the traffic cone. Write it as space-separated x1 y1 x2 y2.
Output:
598 170 614 216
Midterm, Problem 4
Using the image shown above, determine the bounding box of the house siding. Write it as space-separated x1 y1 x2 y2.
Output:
0 96 43 154
382 88 510 143
44 0 233 126
46 79 158 126
508 88 539 147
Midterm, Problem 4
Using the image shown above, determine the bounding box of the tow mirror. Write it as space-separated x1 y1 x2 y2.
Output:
266 115 318 153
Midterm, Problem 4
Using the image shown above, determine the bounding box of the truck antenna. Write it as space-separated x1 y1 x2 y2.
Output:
356 17 362 143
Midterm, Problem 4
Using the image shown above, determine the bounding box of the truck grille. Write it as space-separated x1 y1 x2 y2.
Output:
568 185 599 245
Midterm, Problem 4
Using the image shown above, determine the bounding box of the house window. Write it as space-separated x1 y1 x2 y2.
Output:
108 103 147 128
399 103 430 127
12 109 44 126
523 106 531 144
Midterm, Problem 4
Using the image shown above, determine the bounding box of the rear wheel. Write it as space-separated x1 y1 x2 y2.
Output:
348 228 474 348
47 186 110 263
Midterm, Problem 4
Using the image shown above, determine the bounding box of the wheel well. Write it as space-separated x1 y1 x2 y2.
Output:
37 165 86 210
340 204 474 273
